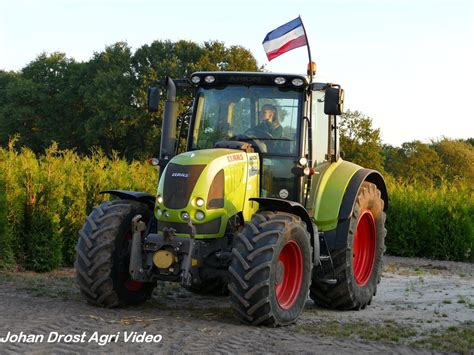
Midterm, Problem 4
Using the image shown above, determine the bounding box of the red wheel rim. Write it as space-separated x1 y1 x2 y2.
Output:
121 232 144 292
275 240 303 310
353 209 376 286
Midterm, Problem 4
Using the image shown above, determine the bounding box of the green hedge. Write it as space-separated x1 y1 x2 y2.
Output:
1 143 472 271
0 173 15 268
0 142 156 271
386 179 473 262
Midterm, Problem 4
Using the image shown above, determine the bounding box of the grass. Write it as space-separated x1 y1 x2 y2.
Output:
0 269 79 300
411 323 474 354
293 320 417 343
293 320 474 353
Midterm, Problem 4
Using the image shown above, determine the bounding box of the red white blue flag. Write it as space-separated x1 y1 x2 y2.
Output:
262 17 308 61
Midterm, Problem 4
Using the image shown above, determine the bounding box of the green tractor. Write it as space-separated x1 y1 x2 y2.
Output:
75 70 388 326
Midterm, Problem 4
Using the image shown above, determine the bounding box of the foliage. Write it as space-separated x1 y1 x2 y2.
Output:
431 138 474 183
0 141 156 271
383 141 443 185
0 40 259 160
386 178 473 262
383 138 474 185
339 110 384 172
0 172 15 268
1 41 473 268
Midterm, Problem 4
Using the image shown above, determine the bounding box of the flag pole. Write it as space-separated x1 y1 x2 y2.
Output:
299 15 313 84
299 15 314 208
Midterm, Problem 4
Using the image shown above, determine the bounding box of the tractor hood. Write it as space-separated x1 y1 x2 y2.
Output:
154 148 260 238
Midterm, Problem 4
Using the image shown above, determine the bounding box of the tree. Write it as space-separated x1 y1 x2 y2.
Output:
339 110 384 172
464 137 474 147
0 53 85 152
432 138 474 183
0 40 261 159
383 140 443 185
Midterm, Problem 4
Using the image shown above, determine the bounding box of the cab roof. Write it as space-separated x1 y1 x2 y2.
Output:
190 71 309 88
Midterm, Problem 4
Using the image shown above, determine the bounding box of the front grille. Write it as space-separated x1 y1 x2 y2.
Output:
163 163 205 209
157 218 222 235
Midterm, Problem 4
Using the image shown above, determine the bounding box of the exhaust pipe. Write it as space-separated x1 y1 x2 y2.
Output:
159 77 178 171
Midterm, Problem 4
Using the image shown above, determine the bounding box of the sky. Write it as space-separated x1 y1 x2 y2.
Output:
1 0 473 146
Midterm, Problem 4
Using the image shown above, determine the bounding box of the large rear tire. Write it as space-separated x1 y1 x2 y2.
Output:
75 200 156 307
228 211 312 326
310 182 386 310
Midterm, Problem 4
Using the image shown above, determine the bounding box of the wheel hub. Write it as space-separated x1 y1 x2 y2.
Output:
274 240 303 310
353 209 376 286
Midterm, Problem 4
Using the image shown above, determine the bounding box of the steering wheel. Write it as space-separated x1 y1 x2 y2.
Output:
244 127 274 139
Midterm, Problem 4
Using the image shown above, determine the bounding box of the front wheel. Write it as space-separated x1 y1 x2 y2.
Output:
228 211 312 326
75 200 156 307
310 181 386 310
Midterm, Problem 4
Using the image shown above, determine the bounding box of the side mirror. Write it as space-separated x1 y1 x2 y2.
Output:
324 85 344 115
147 86 161 112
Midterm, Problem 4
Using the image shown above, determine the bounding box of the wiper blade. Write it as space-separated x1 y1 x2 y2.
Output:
234 137 293 142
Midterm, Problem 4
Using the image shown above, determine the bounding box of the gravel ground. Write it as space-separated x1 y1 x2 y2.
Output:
0 255 472 354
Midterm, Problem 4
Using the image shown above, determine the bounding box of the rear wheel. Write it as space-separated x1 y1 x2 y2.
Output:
310 182 386 310
75 200 156 307
228 211 312 326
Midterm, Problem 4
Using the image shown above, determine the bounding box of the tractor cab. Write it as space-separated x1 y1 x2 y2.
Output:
187 72 307 202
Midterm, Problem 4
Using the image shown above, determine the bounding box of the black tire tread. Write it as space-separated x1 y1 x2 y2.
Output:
310 182 387 310
229 211 311 326
75 200 154 307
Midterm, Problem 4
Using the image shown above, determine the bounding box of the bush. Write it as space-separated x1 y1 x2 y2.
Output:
0 172 15 268
0 142 156 271
386 179 473 262
1 141 472 271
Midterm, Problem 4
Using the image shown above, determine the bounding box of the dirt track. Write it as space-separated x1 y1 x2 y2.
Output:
0 256 473 354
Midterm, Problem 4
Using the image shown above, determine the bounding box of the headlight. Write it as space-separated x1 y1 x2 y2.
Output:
274 77 286 85
204 75 215 83
195 210 205 221
191 76 201 84
163 210 169 218
156 209 162 218
181 211 190 221
157 195 163 204
299 157 308 166
196 197 205 207
291 78 304 87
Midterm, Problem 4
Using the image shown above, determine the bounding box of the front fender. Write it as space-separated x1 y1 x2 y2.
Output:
101 189 156 210
250 197 319 265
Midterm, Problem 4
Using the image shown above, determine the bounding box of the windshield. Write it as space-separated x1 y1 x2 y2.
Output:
190 85 302 156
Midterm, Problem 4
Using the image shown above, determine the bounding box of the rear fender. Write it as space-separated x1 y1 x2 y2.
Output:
311 160 361 232
332 169 388 251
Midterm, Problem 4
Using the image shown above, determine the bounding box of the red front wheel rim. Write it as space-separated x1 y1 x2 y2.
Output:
353 209 377 286
275 240 303 310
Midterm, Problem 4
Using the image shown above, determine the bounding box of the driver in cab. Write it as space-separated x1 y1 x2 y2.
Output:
255 104 282 138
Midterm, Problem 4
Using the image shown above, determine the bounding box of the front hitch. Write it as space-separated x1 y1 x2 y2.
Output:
180 220 197 287
129 214 148 281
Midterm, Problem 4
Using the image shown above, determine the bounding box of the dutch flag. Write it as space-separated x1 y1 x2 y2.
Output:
262 17 308 61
